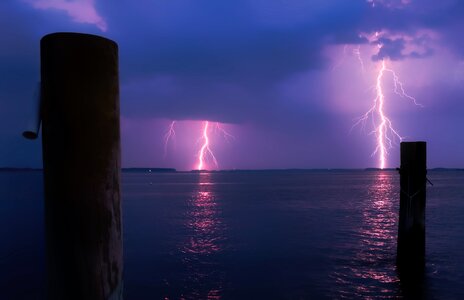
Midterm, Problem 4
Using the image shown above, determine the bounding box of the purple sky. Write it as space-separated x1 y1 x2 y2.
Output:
1 0 463 170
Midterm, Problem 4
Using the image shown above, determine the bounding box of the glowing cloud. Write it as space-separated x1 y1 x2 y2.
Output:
25 0 107 31
366 0 412 8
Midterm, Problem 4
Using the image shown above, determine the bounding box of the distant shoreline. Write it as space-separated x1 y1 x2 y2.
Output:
1 167 463 173
0 167 42 172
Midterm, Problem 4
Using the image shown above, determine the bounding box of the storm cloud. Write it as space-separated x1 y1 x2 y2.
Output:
1 0 463 169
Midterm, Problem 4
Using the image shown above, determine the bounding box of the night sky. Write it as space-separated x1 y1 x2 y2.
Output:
1 0 463 170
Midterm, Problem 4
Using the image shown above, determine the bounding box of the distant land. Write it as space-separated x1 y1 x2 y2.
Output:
0 167 42 172
190 168 464 172
0 167 177 172
123 168 177 173
0 167 463 172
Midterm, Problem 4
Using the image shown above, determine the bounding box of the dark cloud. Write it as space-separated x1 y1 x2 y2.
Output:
372 37 407 61
371 37 433 61
362 0 464 57
110 1 367 82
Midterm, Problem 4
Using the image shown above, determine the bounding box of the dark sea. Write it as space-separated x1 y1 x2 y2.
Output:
1 170 464 299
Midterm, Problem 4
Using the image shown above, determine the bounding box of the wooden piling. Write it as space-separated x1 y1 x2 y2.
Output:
40 32 123 299
397 141 426 271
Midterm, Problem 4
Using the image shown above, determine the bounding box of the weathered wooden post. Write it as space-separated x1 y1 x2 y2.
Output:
397 141 426 271
41 32 123 299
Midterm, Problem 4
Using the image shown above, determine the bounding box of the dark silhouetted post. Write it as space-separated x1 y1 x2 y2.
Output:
397 141 426 271
41 32 123 299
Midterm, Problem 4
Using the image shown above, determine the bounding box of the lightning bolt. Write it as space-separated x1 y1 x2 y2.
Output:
332 44 349 71
388 66 423 107
352 59 421 169
163 121 176 159
353 46 365 73
197 121 218 171
214 122 235 143
162 120 233 170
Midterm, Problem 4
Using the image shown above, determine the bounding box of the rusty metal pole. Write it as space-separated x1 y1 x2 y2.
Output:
397 141 426 272
41 32 123 299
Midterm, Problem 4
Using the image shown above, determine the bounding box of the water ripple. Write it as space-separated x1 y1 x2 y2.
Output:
329 172 401 298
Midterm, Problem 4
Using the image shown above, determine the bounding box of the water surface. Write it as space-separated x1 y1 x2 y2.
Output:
1 170 464 298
